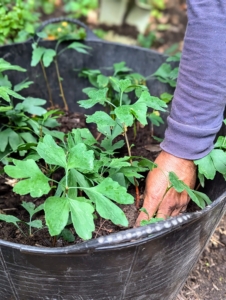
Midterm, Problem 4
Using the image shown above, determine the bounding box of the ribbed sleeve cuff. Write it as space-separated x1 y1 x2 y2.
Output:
160 116 222 160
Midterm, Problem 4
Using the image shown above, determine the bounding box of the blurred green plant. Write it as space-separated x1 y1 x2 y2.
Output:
63 0 98 18
0 0 39 44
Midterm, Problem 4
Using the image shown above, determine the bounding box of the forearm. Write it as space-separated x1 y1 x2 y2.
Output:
161 0 226 160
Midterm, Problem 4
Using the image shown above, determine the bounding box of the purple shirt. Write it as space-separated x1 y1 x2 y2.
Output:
161 0 226 160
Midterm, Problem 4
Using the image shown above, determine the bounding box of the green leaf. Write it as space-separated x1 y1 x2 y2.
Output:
14 79 33 92
138 90 167 111
69 197 95 240
88 191 129 227
78 88 108 109
140 218 164 226
19 132 37 144
118 78 132 93
36 135 67 168
210 149 226 175
45 196 70 236
194 153 216 180
113 61 132 76
160 92 173 103
67 143 94 172
169 172 211 209
26 220 43 229
60 229 75 242
115 105 134 126
130 102 148 126
31 47 45 67
4 159 50 197
72 128 96 146
36 32 47 39
42 49 56 67
15 97 47 116
0 86 25 102
0 58 26 72
0 105 13 112
86 111 116 135
97 74 109 88
67 42 91 54
214 136 226 149
21 202 44 218
0 214 21 226
0 128 12 152
109 157 131 168
168 172 187 193
8 130 24 151
91 178 134 205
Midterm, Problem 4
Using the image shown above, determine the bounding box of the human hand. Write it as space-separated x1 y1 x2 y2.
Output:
135 150 196 227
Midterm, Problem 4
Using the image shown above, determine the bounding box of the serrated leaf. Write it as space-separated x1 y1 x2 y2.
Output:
93 192 128 227
86 111 116 135
130 102 148 125
214 136 226 149
168 172 185 192
19 132 37 144
31 47 45 67
0 128 12 152
36 135 67 168
4 159 50 197
194 153 216 180
118 78 132 93
78 88 108 109
91 177 134 204
21 201 36 216
45 196 70 236
8 130 24 151
160 92 173 103
109 157 131 168
67 42 91 54
0 86 25 102
72 128 96 146
27 220 43 229
14 79 33 92
113 61 132 76
210 149 226 175
0 58 26 72
97 74 109 88
0 105 13 112
69 197 95 240
67 143 94 172
169 172 211 209
43 49 56 67
138 90 167 111
0 214 21 226
115 105 134 126
15 97 47 116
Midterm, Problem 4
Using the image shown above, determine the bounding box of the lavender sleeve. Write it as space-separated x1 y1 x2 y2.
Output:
160 0 226 160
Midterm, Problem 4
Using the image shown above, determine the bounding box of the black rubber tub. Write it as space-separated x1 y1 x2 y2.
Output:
0 18 225 300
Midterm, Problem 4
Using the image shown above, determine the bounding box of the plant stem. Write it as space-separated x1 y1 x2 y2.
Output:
54 58 68 111
40 61 54 108
124 125 140 208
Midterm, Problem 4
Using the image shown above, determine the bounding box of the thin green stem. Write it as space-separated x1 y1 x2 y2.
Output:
40 60 54 107
123 124 140 208
54 58 68 111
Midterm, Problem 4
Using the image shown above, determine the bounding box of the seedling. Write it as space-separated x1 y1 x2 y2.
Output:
31 32 91 110
0 202 43 236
